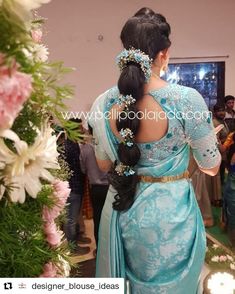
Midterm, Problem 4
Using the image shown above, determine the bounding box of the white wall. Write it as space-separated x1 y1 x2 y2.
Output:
39 0 235 112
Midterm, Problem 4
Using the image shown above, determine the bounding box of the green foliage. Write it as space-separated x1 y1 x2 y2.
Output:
0 2 30 58
62 119 85 143
11 102 43 144
0 3 80 142
52 155 72 182
0 1 77 277
0 188 55 277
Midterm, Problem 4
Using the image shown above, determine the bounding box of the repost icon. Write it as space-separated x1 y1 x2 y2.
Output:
4 282 13 290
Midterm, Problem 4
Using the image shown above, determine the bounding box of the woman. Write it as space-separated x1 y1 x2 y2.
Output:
223 133 235 247
89 8 221 294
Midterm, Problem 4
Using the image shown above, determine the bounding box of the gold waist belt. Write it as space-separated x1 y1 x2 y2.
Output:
138 171 189 183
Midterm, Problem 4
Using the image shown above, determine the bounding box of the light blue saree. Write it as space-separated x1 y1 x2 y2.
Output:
89 84 221 294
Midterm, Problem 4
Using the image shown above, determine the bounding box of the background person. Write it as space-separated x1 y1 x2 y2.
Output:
79 124 109 250
223 133 235 247
213 103 229 186
224 95 235 132
63 118 90 255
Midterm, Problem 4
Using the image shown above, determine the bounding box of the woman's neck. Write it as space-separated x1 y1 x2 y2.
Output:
144 71 168 93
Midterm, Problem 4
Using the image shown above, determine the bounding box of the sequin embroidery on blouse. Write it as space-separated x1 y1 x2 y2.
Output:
103 84 220 169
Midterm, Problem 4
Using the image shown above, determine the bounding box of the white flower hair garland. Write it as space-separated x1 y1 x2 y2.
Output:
116 47 153 82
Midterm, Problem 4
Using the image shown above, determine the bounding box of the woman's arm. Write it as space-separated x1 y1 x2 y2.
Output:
183 88 221 176
199 164 221 176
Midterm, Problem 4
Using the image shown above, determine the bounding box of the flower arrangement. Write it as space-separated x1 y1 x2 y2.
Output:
0 55 32 129
206 241 235 272
0 0 78 277
204 239 235 293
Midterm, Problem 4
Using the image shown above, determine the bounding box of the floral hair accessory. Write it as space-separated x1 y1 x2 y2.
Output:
117 94 136 109
119 128 134 147
116 48 153 82
115 162 135 176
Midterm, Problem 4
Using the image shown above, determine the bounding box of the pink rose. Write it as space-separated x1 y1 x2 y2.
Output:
219 255 227 262
0 60 32 129
31 29 43 43
40 262 58 277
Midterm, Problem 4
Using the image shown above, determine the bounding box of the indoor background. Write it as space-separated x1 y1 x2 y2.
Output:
39 0 235 112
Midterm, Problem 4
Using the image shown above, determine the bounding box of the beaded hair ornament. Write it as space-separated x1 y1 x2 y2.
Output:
115 162 135 177
117 94 136 109
114 128 135 176
116 48 153 82
119 128 134 147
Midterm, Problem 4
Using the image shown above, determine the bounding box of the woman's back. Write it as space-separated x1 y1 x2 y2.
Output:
106 83 218 168
88 8 221 293
109 73 169 144
91 82 220 293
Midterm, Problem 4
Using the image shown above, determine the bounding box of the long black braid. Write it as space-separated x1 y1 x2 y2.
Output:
109 11 171 211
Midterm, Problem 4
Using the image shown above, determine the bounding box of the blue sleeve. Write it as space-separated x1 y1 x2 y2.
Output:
181 87 221 169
